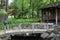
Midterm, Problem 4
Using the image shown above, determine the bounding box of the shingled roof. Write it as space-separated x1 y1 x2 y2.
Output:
40 2 60 9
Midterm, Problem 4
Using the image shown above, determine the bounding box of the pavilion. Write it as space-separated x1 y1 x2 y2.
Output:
40 2 60 25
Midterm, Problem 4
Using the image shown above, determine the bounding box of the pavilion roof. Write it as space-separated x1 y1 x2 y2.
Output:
40 2 60 9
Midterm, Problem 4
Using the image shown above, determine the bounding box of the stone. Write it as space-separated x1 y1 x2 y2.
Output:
41 33 49 38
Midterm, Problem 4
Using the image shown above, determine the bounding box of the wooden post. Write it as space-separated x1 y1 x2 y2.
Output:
56 8 58 25
41 10 43 22
47 11 49 23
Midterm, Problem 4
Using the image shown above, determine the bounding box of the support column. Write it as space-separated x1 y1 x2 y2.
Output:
41 10 43 22
56 8 58 25
47 11 49 23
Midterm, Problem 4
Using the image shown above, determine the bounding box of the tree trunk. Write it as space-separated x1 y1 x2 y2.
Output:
37 7 39 18
28 0 32 18
1 0 3 9
22 0 24 17
5 0 8 11
32 3 34 18
37 0 40 18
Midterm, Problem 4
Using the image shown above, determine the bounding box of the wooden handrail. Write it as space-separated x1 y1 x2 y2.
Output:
4 23 54 30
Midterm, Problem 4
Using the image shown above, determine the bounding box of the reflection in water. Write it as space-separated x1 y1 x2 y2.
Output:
11 34 51 40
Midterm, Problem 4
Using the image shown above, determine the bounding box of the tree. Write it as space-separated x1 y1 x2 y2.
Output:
5 0 8 11
28 0 32 18
56 0 60 2
0 0 3 8
10 0 58 19
0 0 8 11
50 0 55 3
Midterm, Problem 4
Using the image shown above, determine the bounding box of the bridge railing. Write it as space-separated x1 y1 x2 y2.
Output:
4 23 54 30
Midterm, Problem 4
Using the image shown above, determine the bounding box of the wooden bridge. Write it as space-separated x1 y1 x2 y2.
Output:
0 23 54 36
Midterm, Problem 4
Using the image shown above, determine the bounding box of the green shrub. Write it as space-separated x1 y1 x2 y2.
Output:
0 9 7 14
5 18 41 24
0 23 4 30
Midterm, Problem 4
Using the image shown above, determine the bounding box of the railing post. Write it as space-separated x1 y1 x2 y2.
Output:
4 25 7 33
32 24 34 33
47 23 49 30
6 24 9 30
44 24 47 29
18 24 22 31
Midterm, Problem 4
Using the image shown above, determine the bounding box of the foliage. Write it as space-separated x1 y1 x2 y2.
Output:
9 0 59 18
9 0 45 18
8 0 60 21
0 23 4 30
0 0 7 9
0 9 7 14
5 18 41 24
7 8 14 15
